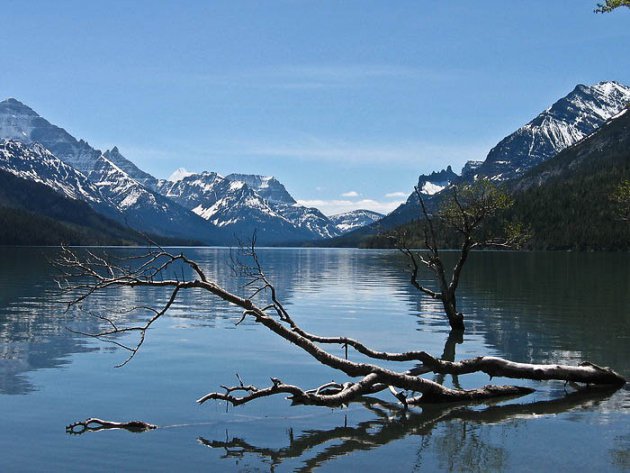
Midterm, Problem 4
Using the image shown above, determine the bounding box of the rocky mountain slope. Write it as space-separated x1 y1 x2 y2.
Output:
474 81 630 181
0 98 357 245
329 80 630 243
88 157 220 243
0 168 144 245
156 172 341 243
0 140 117 218
329 210 384 233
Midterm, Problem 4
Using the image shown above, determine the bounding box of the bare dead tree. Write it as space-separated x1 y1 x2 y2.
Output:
54 242 624 414
395 179 525 331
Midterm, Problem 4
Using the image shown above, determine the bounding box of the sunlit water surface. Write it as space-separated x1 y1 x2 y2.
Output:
0 248 628 472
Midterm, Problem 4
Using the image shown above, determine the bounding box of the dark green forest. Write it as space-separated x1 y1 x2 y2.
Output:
359 110 630 251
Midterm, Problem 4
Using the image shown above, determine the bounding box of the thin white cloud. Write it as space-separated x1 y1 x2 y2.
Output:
116 135 492 174
149 64 454 90
341 191 359 197
297 198 404 217
222 137 491 169
385 191 408 198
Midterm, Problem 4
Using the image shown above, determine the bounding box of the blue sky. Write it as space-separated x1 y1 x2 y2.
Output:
1 0 629 215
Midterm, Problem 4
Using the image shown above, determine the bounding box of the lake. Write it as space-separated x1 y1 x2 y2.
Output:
0 247 628 472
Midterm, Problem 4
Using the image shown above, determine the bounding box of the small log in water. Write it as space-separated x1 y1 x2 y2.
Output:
66 418 157 434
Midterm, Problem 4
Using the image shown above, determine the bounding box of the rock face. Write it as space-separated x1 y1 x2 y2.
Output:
156 172 342 243
415 166 459 195
225 174 296 205
87 157 219 243
0 140 118 219
380 166 459 227
0 98 101 175
340 81 630 238
473 81 630 181
103 146 158 190
0 98 357 244
329 210 384 234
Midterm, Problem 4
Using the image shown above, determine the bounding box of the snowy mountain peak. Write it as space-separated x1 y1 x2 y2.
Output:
0 97 39 116
0 139 113 211
416 165 458 195
168 167 196 182
0 98 101 175
225 173 297 205
474 80 630 181
329 209 384 234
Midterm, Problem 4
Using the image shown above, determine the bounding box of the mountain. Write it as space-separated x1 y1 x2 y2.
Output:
415 165 459 195
0 99 224 243
223 174 340 239
0 168 142 246
88 156 219 243
156 172 341 243
103 146 158 189
225 174 296 205
168 167 195 183
504 107 630 250
0 98 160 185
0 140 118 219
357 106 630 250
371 166 459 230
326 81 630 245
474 81 630 181
329 210 384 234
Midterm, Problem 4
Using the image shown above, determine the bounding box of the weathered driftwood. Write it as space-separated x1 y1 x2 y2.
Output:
66 418 157 434
199 387 620 471
55 244 627 411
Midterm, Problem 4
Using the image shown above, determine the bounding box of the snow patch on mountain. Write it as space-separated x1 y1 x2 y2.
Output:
226 173 297 205
474 81 630 181
168 167 196 182
0 140 110 207
329 209 384 233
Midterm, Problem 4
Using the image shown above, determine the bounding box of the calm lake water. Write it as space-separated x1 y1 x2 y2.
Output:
0 247 628 472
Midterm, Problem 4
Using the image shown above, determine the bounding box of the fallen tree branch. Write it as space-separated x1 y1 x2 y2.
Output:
56 245 626 412
409 354 626 387
199 386 619 472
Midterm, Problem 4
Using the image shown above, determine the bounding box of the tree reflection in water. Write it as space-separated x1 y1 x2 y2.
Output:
199 387 619 473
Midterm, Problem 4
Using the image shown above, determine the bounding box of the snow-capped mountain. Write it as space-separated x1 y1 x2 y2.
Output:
102 146 158 190
379 166 459 226
329 210 384 234
156 171 341 243
88 157 219 243
225 174 296 205
473 81 630 181
224 174 340 239
0 140 118 218
168 167 195 183
460 160 484 181
415 166 458 195
345 81 630 237
269 201 341 239
0 98 98 175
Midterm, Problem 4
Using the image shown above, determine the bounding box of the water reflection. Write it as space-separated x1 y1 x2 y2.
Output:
0 248 102 394
1 248 628 393
199 387 620 473
0 248 628 472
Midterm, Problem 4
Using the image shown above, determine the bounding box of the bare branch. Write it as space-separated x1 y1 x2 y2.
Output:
56 242 625 414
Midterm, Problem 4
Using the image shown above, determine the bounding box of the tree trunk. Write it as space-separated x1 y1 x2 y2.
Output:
442 296 465 331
